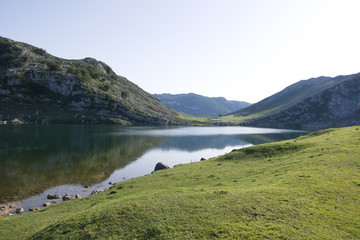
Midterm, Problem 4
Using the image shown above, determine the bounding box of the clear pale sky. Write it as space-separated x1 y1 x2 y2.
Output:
1 0 360 103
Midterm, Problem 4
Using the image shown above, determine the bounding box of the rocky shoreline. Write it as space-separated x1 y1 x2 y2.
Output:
0 188 107 218
0 202 21 217
0 162 171 218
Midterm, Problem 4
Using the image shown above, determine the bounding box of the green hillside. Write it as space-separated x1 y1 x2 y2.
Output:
0 36 185 125
1 126 359 239
234 74 357 118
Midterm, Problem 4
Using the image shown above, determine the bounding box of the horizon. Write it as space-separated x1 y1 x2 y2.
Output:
1 0 360 103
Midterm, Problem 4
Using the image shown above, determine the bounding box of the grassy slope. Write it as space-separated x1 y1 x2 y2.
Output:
1 126 360 239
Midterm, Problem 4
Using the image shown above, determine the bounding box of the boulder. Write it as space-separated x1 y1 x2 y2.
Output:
15 208 24 213
47 194 61 199
43 202 51 207
29 207 40 211
90 189 104 195
154 162 170 172
75 194 81 199
62 194 76 201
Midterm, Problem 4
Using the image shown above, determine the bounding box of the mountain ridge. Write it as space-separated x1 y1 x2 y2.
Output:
154 93 250 117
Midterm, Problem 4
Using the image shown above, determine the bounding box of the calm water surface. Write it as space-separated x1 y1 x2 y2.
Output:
0 125 306 213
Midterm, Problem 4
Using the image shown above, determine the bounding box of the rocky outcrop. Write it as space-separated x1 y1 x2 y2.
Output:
0 36 186 125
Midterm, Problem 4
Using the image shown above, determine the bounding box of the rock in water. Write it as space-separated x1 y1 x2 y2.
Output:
62 194 76 201
154 162 170 172
29 207 40 211
16 208 24 213
47 194 61 199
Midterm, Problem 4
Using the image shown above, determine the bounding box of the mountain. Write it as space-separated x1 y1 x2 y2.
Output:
153 93 250 117
234 74 360 130
0 36 185 125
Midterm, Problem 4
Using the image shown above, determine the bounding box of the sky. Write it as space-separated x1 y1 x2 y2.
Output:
1 0 360 103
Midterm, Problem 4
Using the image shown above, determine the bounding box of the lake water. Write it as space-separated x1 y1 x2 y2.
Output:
0 125 306 214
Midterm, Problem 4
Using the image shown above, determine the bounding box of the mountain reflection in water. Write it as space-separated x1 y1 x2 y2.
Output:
0 125 306 204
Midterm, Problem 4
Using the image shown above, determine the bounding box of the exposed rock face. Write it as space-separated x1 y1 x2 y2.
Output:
0 36 185 125
154 162 170 172
245 75 360 130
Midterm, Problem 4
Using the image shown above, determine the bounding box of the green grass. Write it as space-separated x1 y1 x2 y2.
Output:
177 113 248 125
1 126 360 239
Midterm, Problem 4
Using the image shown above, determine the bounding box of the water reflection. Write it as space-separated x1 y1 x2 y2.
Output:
0 125 166 203
158 132 303 152
0 125 306 205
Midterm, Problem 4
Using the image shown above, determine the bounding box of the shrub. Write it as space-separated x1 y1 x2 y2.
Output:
67 65 76 74
87 66 102 79
121 90 129 99
47 61 61 71
75 68 92 82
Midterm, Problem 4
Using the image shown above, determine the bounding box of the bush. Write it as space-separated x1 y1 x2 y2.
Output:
87 66 102 79
121 90 129 99
67 65 76 74
47 61 61 71
75 68 92 82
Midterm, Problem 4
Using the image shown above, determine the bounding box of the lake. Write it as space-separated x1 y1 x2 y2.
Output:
0 125 306 213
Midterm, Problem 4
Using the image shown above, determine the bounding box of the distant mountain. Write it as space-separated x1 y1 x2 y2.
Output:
234 74 360 130
0 36 186 125
153 93 251 117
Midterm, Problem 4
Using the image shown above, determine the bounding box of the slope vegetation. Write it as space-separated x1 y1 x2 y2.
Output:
0 36 184 125
1 126 359 239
